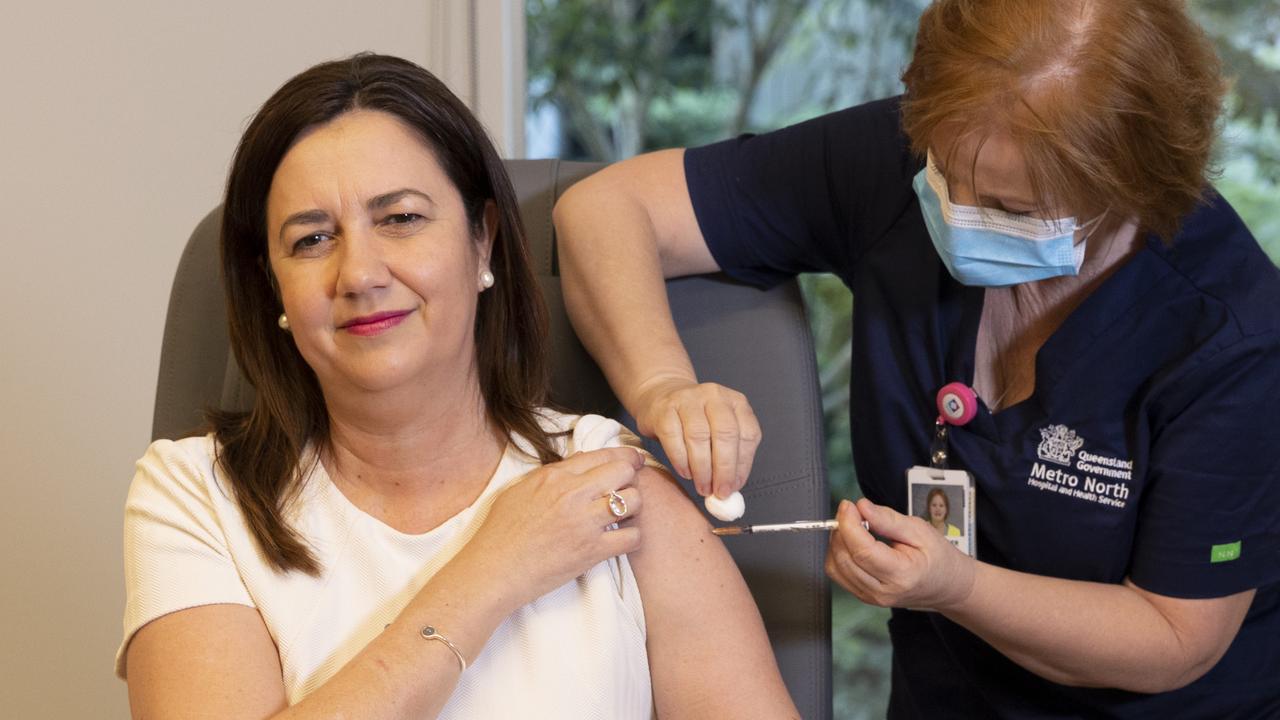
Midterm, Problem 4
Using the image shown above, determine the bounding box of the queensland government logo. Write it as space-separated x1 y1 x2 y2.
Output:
1037 424 1083 466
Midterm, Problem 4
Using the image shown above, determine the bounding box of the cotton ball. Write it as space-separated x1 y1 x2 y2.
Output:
704 491 746 522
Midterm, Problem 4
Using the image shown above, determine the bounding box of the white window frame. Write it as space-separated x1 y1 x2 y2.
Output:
426 0 526 158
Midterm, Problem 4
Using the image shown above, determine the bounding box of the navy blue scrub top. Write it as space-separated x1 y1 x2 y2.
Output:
685 96 1280 718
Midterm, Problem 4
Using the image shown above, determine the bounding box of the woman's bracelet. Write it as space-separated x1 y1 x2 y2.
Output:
419 625 468 673
385 623 468 673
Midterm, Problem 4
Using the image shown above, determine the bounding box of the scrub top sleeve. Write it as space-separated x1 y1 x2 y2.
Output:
1129 336 1280 599
683 96 919 289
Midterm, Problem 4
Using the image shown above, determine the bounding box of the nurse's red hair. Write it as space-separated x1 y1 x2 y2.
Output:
901 0 1225 239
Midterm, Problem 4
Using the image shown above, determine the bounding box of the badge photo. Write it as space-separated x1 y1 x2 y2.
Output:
907 466 975 557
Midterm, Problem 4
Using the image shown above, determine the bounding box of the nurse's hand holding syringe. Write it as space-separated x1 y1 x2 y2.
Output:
712 518 869 536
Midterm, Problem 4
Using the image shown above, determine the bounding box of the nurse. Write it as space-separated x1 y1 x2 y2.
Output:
554 0 1280 716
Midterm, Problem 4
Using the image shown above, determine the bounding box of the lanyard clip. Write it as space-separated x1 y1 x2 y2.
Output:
930 417 950 469
931 382 978 469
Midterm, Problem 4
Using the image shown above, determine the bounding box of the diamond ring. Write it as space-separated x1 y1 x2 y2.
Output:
606 490 628 519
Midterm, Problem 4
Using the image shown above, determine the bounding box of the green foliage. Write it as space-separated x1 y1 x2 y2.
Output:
527 0 721 160
1190 0 1280 124
1190 1 1280 258
798 273 857 503
1219 114 1280 260
832 590 891 720
643 88 738 151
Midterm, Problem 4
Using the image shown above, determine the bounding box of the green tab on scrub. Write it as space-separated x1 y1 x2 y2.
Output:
1210 541 1242 563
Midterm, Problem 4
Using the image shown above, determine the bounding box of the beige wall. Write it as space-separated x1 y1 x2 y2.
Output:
0 2 446 716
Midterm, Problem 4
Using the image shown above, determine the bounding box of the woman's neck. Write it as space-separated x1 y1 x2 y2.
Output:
320 376 508 531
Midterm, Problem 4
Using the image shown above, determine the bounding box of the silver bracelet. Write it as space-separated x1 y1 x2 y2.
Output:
420 625 468 673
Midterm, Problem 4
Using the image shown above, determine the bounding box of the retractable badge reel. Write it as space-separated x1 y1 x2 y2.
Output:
906 382 977 557
932 382 977 468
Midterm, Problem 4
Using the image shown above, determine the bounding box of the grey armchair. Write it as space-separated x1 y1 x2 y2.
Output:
152 159 832 719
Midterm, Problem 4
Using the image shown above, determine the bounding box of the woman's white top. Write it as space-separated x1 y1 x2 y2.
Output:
117 411 653 719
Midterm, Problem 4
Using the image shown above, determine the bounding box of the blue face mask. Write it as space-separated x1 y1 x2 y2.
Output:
912 153 1098 288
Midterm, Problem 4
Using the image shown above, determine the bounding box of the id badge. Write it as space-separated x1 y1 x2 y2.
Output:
907 466 976 557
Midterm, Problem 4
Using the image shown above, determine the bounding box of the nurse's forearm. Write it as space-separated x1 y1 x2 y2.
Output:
942 563 1238 693
559 213 695 415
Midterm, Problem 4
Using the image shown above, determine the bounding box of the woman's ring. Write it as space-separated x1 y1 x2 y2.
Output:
606 490 628 519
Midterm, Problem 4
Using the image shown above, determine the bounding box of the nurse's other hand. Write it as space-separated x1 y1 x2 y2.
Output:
825 498 976 612
632 375 760 499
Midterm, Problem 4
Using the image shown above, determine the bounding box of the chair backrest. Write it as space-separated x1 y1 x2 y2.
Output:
152 158 832 719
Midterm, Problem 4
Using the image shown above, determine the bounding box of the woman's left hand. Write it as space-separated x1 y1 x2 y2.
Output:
826 498 977 611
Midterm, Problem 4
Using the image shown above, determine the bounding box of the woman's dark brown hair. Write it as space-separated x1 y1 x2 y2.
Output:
211 53 557 574
901 0 1225 239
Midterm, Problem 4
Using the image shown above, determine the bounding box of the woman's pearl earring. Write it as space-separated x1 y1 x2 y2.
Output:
480 270 495 290
278 313 290 331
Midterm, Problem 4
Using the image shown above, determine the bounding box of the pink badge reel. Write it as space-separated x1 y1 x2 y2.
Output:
936 382 978 426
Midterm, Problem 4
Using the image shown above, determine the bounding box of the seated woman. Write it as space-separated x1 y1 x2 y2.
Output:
117 53 798 720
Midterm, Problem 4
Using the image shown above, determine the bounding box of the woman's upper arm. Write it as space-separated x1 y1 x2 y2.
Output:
126 604 287 720
626 466 799 719
120 440 257 668
122 441 284 718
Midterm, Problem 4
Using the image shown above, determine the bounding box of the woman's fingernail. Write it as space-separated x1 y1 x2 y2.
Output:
838 499 851 514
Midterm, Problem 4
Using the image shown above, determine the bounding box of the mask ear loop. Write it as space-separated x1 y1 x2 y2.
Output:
1073 210 1109 243
924 152 981 229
